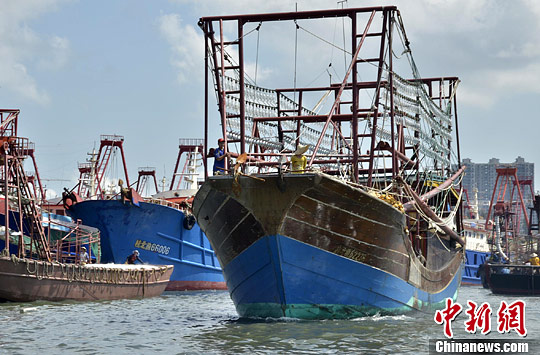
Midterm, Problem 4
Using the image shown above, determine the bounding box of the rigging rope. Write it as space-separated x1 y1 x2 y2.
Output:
254 22 262 85
293 20 299 103
205 9 460 181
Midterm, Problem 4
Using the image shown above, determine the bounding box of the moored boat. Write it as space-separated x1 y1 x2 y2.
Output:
0 109 174 302
0 256 173 302
64 136 226 291
66 198 225 291
477 168 540 294
194 7 465 319
486 264 540 296
462 219 491 285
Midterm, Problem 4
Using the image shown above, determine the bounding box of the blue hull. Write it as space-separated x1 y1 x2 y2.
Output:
462 249 490 285
225 234 462 319
68 200 226 290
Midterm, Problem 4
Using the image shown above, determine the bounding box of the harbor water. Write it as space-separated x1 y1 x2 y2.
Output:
1 286 538 354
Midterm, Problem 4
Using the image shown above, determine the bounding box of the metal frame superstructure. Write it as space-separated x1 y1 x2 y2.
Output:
199 7 461 187
1 109 100 263
170 138 204 190
485 167 531 234
136 167 159 196
77 135 130 199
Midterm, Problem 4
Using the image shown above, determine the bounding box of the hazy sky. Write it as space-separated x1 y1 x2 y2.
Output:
2 0 540 197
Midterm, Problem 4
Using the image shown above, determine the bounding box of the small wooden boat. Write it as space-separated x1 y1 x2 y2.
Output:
0 255 173 302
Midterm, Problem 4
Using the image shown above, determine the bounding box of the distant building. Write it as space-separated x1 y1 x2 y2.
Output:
461 157 534 219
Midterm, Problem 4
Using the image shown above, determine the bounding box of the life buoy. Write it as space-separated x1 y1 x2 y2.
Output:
183 214 196 230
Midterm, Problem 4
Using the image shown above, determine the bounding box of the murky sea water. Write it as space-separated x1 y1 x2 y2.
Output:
0 286 538 354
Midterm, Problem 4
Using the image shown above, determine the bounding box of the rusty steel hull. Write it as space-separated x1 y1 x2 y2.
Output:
193 173 464 318
0 256 173 302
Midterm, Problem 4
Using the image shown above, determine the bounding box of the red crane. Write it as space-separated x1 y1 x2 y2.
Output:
136 167 159 196
484 167 532 259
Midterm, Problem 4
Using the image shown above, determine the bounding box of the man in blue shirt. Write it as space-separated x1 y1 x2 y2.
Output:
213 138 228 175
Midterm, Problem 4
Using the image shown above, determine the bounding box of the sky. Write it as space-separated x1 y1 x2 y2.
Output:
2 0 540 198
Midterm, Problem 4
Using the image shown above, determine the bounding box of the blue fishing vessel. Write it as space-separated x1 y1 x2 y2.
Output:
195 6 465 319
66 198 225 291
63 135 225 291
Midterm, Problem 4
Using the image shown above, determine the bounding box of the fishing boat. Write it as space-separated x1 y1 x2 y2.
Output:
64 136 226 291
476 167 540 294
485 264 540 296
462 219 491 286
0 109 173 302
193 6 465 319
0 256 173 302
461 189 491 285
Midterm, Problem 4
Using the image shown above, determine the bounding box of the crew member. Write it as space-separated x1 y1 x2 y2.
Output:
291 145 308 173
119 179 132 204
126 250 144 264
528 252 540 266
79 246 89 265
213 138 229 175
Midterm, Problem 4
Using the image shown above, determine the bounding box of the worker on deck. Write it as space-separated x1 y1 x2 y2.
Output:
119 179 133 204
291 145 308 174
213 138 229 175
126 250 144 264
79 246 89 265
528 253 540 266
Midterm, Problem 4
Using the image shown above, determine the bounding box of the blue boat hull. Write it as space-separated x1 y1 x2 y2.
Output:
225 234 462 319
67 200 226 290
193 173 464 319
462 249 490 286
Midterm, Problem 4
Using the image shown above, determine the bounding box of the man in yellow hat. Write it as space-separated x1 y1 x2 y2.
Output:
291 145 308 174
528 253 540 266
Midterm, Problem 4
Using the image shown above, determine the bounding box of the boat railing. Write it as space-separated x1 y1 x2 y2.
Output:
45 218 101 264
144 197 181 210
100 134 124 143
179 138 204 146
0 136 32 157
